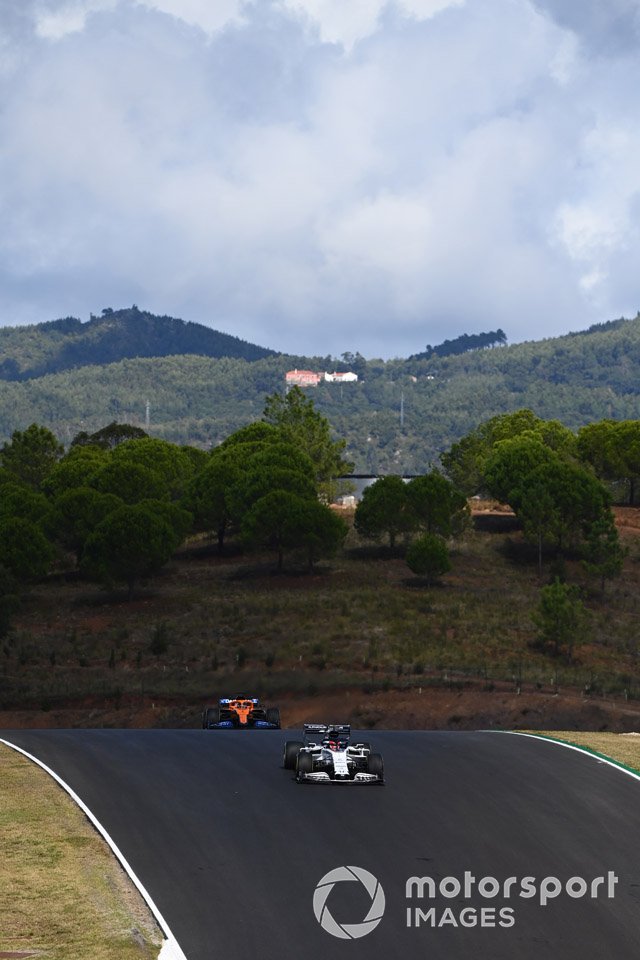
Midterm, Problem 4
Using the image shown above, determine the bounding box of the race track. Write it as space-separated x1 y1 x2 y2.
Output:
2 730 639 959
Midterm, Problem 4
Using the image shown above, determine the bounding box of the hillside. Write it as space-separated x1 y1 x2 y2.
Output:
2 312 640 470
0 306 276 380
3 509 640 730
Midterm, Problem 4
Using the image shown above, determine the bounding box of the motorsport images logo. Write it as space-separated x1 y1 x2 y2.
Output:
313 867 619 939
313 866 386 939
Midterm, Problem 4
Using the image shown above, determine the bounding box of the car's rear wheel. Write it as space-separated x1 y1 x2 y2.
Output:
202 706 220 729
367 753 384 779
296 751 313 779
283 740 304 769
266 707 281 728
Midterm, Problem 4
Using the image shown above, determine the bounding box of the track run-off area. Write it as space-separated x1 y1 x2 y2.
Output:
2 730 639 960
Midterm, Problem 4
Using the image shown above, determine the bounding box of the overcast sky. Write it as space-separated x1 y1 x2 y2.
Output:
1 0 639 357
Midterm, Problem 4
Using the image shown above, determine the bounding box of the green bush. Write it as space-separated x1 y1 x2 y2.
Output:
406 534 451 585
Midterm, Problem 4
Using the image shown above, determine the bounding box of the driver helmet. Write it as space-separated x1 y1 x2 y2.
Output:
325 739 339 751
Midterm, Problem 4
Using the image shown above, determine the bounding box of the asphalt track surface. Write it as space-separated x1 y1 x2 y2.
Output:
3 730 640 959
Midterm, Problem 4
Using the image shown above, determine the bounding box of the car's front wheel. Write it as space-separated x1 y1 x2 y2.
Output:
283 740 304 769
367 753 384 780
267 707 281 728
202 706 220 729
296 751 313 780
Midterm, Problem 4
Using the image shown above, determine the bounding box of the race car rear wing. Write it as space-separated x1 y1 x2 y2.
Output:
219 697 259 705
303 723 351 739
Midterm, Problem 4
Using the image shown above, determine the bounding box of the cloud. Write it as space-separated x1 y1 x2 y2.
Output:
136 0 246 37
34 1 119 40
0 0 639 357
531 0 640 56
281 0 464 50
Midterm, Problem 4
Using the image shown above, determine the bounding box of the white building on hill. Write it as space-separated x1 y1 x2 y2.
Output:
324 371 358 383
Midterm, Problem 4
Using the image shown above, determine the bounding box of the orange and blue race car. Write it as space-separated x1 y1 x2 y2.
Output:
202 697 281 730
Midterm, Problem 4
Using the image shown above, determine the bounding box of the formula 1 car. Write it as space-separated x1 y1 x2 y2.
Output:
202 697 281 729
283 724 384 784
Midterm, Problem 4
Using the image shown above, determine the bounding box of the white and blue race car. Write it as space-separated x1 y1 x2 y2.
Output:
283 724 384 784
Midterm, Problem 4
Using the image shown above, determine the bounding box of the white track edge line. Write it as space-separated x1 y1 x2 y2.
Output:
0 737 188 960
491 730 640 783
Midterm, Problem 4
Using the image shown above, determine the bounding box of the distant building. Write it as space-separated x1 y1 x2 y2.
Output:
286 369 358 387
335 494 357 508
324 371 358 383
285 369 322 387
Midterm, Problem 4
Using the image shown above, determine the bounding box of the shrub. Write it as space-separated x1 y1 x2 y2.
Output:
406 534 451 585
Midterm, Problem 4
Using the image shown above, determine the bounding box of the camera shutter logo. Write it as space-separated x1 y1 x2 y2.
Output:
313 866 386 939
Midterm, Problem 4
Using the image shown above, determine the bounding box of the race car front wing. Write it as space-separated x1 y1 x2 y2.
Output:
205 719 280 729
297 771 383 784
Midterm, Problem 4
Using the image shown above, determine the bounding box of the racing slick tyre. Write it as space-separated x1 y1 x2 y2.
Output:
283 740 304 769
296 751 313 780
266 707 281 728
203 706 220 729
367 752 384 780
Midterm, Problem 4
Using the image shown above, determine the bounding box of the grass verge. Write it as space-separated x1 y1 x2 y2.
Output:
517 730 640 775
0 742 163 959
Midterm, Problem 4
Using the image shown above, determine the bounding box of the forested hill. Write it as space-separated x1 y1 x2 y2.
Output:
0 306 276 380
408 328 507 361
2 312 640 473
